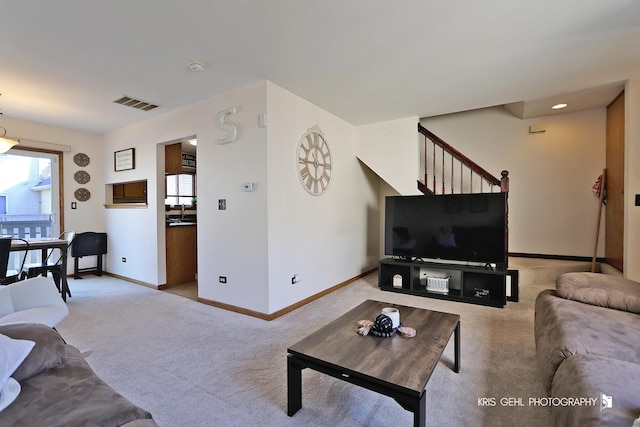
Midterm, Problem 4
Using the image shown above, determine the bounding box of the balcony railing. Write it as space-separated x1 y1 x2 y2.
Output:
0 217 53 270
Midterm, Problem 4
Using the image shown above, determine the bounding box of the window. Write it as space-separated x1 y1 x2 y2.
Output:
0 195 6 215
165 174 195 206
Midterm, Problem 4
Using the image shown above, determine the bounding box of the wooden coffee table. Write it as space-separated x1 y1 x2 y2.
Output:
287 299 460 427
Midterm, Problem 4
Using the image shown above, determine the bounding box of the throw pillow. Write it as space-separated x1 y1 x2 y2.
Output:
0 378 21 413
0 333 34 412
0 324 65 382
556 272 640 314
0 285 15 318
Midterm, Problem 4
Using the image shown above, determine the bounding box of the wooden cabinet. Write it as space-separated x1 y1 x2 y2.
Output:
166 225 197 286
165 143 196 174
112 180 147 204
165 143 183 174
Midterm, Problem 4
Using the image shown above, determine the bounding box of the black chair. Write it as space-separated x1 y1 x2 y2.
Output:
22 231 75 296
1 237 29 285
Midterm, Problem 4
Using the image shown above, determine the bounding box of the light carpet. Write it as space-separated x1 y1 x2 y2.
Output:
56 267 560 427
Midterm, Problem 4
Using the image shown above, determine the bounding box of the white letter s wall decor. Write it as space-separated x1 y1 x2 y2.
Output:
217 107 238 144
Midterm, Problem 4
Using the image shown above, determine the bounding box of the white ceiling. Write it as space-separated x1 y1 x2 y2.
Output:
0 1 638 134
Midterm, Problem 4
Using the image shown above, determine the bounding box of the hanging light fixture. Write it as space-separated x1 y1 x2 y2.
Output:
0 127 19 153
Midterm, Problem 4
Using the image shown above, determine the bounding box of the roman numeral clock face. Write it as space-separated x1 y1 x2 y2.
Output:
297 126 332 195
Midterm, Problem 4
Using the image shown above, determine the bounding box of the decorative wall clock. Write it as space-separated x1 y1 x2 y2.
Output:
74 188 91 202
73 153 90 167
74 170 91 184
296 125 332 196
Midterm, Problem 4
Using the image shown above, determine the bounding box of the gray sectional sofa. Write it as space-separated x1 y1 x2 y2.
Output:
0 323 157 427
535 272 640 427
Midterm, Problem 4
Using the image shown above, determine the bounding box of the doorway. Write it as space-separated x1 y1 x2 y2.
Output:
0 148 62 268
605 92 624 271
162 137 198 301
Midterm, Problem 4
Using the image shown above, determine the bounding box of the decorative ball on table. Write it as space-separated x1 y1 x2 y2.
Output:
370 314 401 338
356 315 415 338
373 314 394 332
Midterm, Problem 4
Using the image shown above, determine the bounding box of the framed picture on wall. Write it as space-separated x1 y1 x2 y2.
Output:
114 148 135 171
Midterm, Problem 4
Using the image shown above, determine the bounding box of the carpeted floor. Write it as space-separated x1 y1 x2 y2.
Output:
56 260 581 426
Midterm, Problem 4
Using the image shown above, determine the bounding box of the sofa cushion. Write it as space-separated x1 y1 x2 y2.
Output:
0 345 155 427
551 354 640 427
534 289 640 392
556 272 640 314
0 324 65 382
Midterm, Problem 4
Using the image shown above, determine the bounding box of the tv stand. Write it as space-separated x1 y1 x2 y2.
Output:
379 258 517 308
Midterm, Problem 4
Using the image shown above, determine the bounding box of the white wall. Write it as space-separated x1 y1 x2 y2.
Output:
265 82 380 313
377 180 401 259
2 115 104 273
102 82 269 313
100 81 379 315
198 82 269 313
422 107 607 258
355 116 421 196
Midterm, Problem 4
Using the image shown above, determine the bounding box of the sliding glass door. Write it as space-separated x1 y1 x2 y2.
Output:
0 149 61 239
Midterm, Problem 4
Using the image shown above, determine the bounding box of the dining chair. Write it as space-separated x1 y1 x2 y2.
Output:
22 231 75 296
1 237 29 286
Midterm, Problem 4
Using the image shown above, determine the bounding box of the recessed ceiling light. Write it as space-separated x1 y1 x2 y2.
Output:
552 103 568 110
188 62 205 72
188 138 197 146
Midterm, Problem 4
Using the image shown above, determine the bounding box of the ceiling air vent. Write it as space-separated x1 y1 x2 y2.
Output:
113 96 159 112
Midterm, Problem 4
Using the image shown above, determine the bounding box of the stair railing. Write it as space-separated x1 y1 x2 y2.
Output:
418 123 509 195
418 123 510 268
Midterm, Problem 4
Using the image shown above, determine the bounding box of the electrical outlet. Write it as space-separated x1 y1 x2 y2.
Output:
121 257 127 263
219 276 227 284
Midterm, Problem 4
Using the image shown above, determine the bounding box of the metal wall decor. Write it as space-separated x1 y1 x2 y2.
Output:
74 188 91 202
73 153 90 167
74 170 91 184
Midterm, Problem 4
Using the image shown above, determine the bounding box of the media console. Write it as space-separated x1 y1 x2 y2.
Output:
378 258 518 308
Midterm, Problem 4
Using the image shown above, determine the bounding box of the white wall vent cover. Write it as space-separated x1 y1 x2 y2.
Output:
113 96 159 111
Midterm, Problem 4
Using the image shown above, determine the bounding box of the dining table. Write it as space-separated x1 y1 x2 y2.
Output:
9 238 71 302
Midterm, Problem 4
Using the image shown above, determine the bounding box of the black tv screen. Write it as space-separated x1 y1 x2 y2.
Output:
385 193 507 266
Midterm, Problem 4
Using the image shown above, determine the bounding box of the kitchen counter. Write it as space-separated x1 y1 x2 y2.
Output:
166 221 197 227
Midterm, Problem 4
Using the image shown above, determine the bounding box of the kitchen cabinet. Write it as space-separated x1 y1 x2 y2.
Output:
165 143 195 174
112 180 147 204
166 224 197 286
165 143 182 174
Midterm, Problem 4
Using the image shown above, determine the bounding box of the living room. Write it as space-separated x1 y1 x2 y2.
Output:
1 2 640 426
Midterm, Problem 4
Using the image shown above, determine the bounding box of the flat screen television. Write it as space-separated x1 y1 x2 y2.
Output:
385 192 507 267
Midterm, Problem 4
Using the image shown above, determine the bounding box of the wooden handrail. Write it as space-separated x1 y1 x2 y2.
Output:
418 123 502 187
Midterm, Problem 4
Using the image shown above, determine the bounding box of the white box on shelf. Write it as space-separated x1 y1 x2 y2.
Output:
426 276 450 294
392 274 403 289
